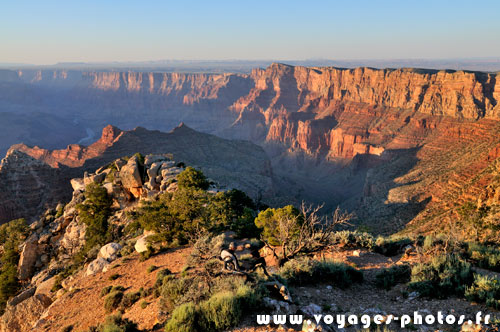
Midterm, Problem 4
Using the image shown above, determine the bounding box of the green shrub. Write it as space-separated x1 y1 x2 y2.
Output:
111 285 125 293
104 291 124 313
234 283 261 311
162 273 262 332
147 265 157 273
465 242 500 271
199 292 241 331
278 257 363 287
374 236 412 256
154 268 172 287
177 167 209 190
101 286 113 297
465 274 500 309
109 273 120 281
100 314 139 332
422 235 435 252
331 230 375 249
207 190 259 237
254 205 302 246
121 291 141 309
0 218 29 246
76 183 113 258
161 275 196 307
409 254 473 298
164 302 199 332
375 264 411 290
140 300 148 309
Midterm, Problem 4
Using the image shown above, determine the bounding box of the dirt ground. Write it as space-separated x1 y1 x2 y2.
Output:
36 245 499 332
35 247 191 332
232 249 498 332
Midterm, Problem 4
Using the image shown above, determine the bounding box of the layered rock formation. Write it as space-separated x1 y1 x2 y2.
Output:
2 63 500 233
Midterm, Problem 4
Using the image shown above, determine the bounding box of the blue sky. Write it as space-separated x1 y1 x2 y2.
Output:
1 0 499 64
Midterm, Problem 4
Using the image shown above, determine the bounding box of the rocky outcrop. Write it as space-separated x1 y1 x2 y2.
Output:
98 242 122 261
134 236 148 253
86 257 110 276
18 235 40 280
0 150 68 224
0 293 52 332
119 156 143 198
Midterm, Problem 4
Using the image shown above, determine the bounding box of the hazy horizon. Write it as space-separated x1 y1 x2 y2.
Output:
2 0 500 66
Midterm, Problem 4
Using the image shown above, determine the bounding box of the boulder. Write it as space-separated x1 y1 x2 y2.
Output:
59 221 86 255
34 276 56 297
86 257 110 276
144 154 165 166
103 182 115 195
147 162 162 179
119 156 143 198
84 172 106 186
93 172 106 184
0 293 52 332
134 236 148 253
146 177 157 191
302 303 322 317
29 218 44 231
98 242 122 262
7 288 36 307
18 235 39 280
70 178 85 192
262 297 290 313
115 158 127 170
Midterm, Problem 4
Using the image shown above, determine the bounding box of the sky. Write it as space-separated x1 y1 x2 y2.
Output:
1 0 500 65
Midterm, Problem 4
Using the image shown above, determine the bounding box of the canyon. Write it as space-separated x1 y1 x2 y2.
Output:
1 63 499 234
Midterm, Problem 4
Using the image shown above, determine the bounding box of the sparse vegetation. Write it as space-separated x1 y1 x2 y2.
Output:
121 291 141 309
458 202 497 241
163 279 261 332
465 274 500 309
104 290 124 313
374 236 412 256
330 230 375 250
109 273 120 281
98 314 140 332
409 254 473 298
464 242 500 271
147 265 157 273
278 257 363 287
375 264 411 290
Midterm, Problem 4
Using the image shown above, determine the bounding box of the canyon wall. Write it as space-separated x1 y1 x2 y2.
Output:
2 64 500 233
10 63 499 160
